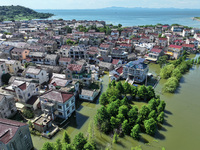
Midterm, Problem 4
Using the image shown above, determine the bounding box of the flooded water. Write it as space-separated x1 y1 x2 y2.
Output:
32 57 200 150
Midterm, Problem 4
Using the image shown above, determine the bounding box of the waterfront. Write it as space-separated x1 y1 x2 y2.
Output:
32 56 200 150
37 8 200 27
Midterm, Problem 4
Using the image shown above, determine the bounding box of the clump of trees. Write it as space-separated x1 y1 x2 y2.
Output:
95 81 166 139
160 51 193 93
42 130 96 150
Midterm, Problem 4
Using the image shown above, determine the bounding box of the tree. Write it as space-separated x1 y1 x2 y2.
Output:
130 124 140 140
139 105 150 121
131 86 137 99
148 110 157 120
116 113 125 123
164 77 179 93
137 85 148 100
22 108 34 119
55 138 62 150
42 142 55 150
1 73 11 85
128 106 138 126
118 105 129 118
120 96 129 106
73 133 87 150
148 98 157 111
157 101 166 113
100 120 111 133
144 118 157 135
157 111 165 123
63 131 70 144
122 119 130 135
118 24 122 28
112 132 119 143
95 106 110 128
83 142 95 150
106 87 120 99
107 101 119 117
62 144 74 150
99 92 108 106
171 68 182 81
111 80 116 87
116 81 124 94
160 64 175 79
146 86 155 101
110 116 120 130
123 82 131 95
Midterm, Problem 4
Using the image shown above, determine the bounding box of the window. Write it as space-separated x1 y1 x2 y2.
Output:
41 73 43 76
68 75 71 78
72 106 75 110
58 105 62 109
58 112 63 116
28 93 30 97
71 99 74 103
67 110 70 114
66 103 69 108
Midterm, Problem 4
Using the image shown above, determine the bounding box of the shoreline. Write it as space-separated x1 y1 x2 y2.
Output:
192 17 200 21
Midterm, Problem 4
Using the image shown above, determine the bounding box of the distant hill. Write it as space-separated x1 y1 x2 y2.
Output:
0 5 53 21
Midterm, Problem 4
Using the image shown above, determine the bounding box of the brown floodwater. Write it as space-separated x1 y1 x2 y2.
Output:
32 55 200 150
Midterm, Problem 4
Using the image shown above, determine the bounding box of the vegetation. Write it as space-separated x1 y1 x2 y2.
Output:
22 108 34 119
0 5 53 21
94 82 166 139
1 73 11 85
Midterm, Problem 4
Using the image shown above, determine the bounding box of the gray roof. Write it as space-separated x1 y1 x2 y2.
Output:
80 89 95 97
26 67 41 75
45 54 58 60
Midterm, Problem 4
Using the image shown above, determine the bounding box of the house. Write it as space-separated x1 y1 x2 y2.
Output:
182 29 191 37
145 48 164 62
25 67 48 84
186 38 199 48
167 45 183 59
122 58 149 83
40 90 75 120
110 49 128 60
182 44 196 53
85 47 99 64
59 57 73 67
10 48 30 60
0 118 33 150
0 93 17 118
112 59 123 66
134 47 147 55
44 54 59 66
25 52 46 64
79 89 99 101
67 45 87 60
98 61 114 71
171 26 184 32
4 60 22 75
156 38 168 47
49 77 71 89
65 64 92 85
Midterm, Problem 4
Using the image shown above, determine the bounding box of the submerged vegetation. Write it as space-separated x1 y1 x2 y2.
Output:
95 80 166 140
0 5 53 21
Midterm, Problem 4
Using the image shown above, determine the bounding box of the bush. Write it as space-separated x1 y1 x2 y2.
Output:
163 77 179 93
160 64 175 79
22 108 34 119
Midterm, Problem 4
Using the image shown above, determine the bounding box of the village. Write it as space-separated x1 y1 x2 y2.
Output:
0 19 200 150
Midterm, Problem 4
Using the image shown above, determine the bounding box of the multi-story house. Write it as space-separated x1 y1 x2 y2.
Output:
4 60 22 75
0 118 33 150
10 48 30 60
25 52 46 64
65 64 92 85
44 54 59 66
67 45 88 60
0 93 17 118
0 61 8 86
186 38 199 48
155 37 168 47
85 47 99 64
167 45 183 59
182 29 192 37
40 90 75 120
25 67 48 84
122 58 149 83
145 48 164 62
171 26 184 32
58 57 74 67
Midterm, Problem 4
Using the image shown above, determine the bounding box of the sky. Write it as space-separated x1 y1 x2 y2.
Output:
1 0 200 9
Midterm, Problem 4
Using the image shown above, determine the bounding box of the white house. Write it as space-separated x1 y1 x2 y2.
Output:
79 89 99 101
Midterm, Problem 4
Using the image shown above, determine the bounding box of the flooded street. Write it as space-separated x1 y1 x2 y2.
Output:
32 58 200 150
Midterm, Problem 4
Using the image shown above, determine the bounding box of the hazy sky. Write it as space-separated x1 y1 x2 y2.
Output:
1 0 200 9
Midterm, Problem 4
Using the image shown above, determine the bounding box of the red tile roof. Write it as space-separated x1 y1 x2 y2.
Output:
159 38 167 41
112 59 120 65
151 48 162 53
169 45 182 49
67 64 83 72
182 44 195 48
0 118 26 144
114 74 119 78
41 90 74 103
18 83 26 91
116 66 123 74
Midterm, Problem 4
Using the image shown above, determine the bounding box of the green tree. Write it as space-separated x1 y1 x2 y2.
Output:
144 118 157 135
55 139 62 150
73 133 87 150
116 81 124 94
107 101 119 117
120 96 129 106
1 73 11 85
139 105 150 121
99 92 108 106
128 106 138 126
148 98 157 111
160 64 175 79
116 113 125 122
157 111 165 123
118 105 129 118
148 110 157 120
112 132 119 143
83 142 95 150
171 68 182 80
106 87 120 98
137 85 148 100
164 77 179 93
123 82 131 95
111 80 116 87
63 131 70 144
110 116 120 130
131 86 138 99
146 86 155 101
95 106 110 128
130 124 140 140
42 142 55 150
157 101 166 113
62 144 74 150
122 119 130 135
